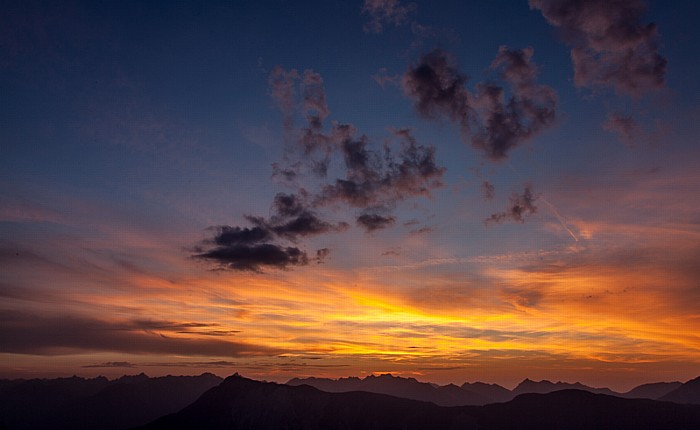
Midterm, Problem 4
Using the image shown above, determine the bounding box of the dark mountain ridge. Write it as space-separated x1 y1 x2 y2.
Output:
137 374 700 430
0 373 222 430
288 373 491 406
661 375 700 404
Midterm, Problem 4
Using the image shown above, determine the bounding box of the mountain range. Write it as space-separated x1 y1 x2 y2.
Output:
138 374 700 430
288 373 697 405
1 372 699 429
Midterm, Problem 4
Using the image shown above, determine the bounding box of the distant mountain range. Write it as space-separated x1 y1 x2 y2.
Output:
1 372 699 429
288 373 696 405
138 374 700 430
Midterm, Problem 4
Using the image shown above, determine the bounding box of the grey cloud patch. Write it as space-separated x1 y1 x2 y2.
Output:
372 68 400 88
409 226 432 235
362 0 414 33
529 0 666 95
403 47 556 160
315 247 331 263
482 181 495 200
357 212 397 232
0 312 279 357
603 112 639 147
318 128 445 209
486 185 538 224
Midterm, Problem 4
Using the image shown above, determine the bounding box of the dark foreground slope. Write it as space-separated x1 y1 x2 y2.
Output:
288 374 491 406
0 373 222 430
138 374 700 430
661 375 700 404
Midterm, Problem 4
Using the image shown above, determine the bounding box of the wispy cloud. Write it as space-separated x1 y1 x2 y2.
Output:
0 312 280 357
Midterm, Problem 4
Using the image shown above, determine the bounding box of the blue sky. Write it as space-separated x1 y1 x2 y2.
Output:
2 0 700 390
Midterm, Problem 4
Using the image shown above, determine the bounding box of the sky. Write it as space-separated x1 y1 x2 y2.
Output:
1 0 700 392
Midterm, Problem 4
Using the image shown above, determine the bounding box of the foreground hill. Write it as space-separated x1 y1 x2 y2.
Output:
661 375 700 404
288 374 492 406
621 381 682 399
137 374 700 430
511 378 618 397
0 373 222 430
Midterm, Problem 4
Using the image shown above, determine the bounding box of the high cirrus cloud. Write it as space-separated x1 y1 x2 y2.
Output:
403 47 557 160
529 0 666 96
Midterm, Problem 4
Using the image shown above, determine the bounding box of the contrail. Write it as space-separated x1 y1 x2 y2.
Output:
505 162 579 242
539 196 579 242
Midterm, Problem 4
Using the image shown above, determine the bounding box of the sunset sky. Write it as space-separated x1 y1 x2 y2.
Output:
2 0 700 392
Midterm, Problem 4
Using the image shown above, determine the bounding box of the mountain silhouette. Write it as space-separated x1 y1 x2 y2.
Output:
621 381 682 399
460 381 512 403
137 373 477 429
0 373 222 430
137 374 700 430
661 375 700 404
288 373 490 406
512 378 618 397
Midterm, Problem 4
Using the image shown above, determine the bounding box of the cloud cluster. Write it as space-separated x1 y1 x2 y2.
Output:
403 47 557 160
486 186 538 224
529 0 666 96
195 193 346 272
318 128 444 212
362 0 415 33
198 67 445 270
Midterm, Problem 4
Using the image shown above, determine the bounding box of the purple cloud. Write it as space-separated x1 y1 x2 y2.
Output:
403 47 557 160
362 0 415 33
529 0 666 96
486 186 539 224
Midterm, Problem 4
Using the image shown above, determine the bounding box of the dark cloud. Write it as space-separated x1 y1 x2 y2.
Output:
603 112 639 147
402 49 471 127
211 225 273 247
315 247 331 263
196 236 307 272
403 47 556 160
195 193 346 272
482 181 495 200
362 0 415 33
529 0 666 95
486 185 538 224
409 226 433 235
0 311 279 357
357 212 397 232
318 128 445 208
